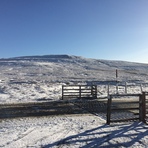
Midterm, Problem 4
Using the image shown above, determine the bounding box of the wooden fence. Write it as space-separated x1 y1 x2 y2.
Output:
62 85 97 100
106 93 146 125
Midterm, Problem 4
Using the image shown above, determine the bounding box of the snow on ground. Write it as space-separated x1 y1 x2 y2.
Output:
0 55 148 147
0 115 148 148
0 81 148 104
0 82 62 103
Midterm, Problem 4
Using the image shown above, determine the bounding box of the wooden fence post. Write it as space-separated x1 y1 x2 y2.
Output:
142 92 146 123
79 85 81 98
91 85 93 96
62 85 64 100
139 92 146 123
139 94 143 122
116 83 118 94
107 95 112 125
140 84 143 93
91 85 97 99
125 82 127 94
95 85 97 98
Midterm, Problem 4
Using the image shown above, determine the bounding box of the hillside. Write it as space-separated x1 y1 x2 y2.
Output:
0 55 148 103
1 54 148 83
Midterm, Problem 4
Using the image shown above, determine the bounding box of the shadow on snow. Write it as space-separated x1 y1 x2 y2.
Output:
43 122 148 148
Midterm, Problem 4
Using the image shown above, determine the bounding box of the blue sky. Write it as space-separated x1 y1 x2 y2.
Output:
0 0 148 63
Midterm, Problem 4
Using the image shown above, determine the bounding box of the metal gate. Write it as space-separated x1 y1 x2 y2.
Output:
106 92 148 125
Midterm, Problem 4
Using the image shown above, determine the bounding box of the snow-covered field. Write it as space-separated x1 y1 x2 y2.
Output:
0 55 148 147
1 115 148 148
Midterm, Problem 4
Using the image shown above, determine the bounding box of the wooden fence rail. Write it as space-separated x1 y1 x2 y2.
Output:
62 85 97 100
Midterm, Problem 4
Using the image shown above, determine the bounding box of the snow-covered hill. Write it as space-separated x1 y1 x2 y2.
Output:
1 54 148 83
0 55 148 103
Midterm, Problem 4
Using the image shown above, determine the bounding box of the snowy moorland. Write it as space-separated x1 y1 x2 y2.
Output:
0 55 148 147
0 55 148 103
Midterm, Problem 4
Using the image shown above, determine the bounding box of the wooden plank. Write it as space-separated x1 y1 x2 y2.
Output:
63 89 79 91
63 85 96 87
110 117 139 123
111 101 139 104
63 95 80 97
63 92 79 94
80 92 92 94
111 94 141 97
111 107 139 111
80 89 92 90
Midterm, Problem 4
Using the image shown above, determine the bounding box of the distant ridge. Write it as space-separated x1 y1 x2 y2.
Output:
0 54 147 65
13 54 73 59
2 54 147 65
